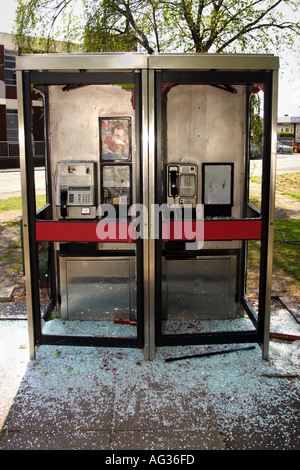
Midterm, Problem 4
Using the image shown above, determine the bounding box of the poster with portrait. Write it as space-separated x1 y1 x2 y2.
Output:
100 117 131 161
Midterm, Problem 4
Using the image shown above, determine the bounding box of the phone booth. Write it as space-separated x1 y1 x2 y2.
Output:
17 53 278 360
148 55 278 361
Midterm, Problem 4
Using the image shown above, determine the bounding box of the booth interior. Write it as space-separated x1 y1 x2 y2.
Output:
17 55 277 359
25 70 144 350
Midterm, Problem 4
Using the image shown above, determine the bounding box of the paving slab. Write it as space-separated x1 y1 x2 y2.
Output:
0 285 15 302
109 430 221 451
0 430 112 450
0 344 225 450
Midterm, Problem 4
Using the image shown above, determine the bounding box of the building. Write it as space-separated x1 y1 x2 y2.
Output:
277 115 300 140
0 32 45 169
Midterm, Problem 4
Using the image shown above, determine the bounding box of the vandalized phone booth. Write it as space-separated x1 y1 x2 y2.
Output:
17 53 278 361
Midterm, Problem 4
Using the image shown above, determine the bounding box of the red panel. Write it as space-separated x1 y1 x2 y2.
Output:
162 220 261 241
36 221 135 242
36 219 261 242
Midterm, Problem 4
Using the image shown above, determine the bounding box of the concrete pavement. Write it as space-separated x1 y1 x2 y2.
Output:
0 319 299 451
249 154 300 175
0 167 46 200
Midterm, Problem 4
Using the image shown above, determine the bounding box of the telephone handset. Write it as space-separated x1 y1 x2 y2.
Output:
60 189 68 219
170 170 179 199
166 163 198 208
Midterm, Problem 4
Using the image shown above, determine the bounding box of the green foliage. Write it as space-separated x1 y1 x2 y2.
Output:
0 195 46 211
249 93 263 156
279 132 294 138
83 2 138 52
13 0 300 54
14 0 83 53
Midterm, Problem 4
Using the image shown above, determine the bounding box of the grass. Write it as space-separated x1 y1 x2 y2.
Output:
276 173 300 201
0 195 46 281
7 260 23 275
247 219 300 288
247 172 300 290
250 175 261 184
273 219 300 284
0 194 47 211
250 172 300 201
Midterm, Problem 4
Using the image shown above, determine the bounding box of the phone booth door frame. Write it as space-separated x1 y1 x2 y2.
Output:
147 55 278 360
17 54 149 359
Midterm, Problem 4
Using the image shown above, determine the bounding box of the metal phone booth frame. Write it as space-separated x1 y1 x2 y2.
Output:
17 53 278 361
17 54 149 359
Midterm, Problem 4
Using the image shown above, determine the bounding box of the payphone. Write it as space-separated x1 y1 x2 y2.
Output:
166 163 198 207
55 160 97 219
163 160 238 320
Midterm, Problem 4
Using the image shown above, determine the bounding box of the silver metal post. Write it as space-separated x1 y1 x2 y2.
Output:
262 69 278 360
17 70 36 360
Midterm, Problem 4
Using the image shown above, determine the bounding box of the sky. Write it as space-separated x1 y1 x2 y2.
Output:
0 0 299 117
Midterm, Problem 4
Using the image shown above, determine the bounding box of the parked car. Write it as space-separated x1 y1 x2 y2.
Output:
250 142 262 159
292 141 300 153
277 141 292 153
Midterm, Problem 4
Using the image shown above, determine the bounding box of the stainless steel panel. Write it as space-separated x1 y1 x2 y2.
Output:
163 256 237 320
16 53 278 73
165 84 246 220
148 53 279 70
56 206 97 219
48 84 137 217
16 53 148 71
59 257 136 321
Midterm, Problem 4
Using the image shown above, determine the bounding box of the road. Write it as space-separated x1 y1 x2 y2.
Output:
0 168 46 200
250 155 300 176
0 155 299 200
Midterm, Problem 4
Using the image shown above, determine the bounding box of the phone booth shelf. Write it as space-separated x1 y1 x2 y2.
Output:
16 53 279 361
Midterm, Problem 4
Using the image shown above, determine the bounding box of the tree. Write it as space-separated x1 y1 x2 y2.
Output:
249 92 263 159
14 0 300 55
